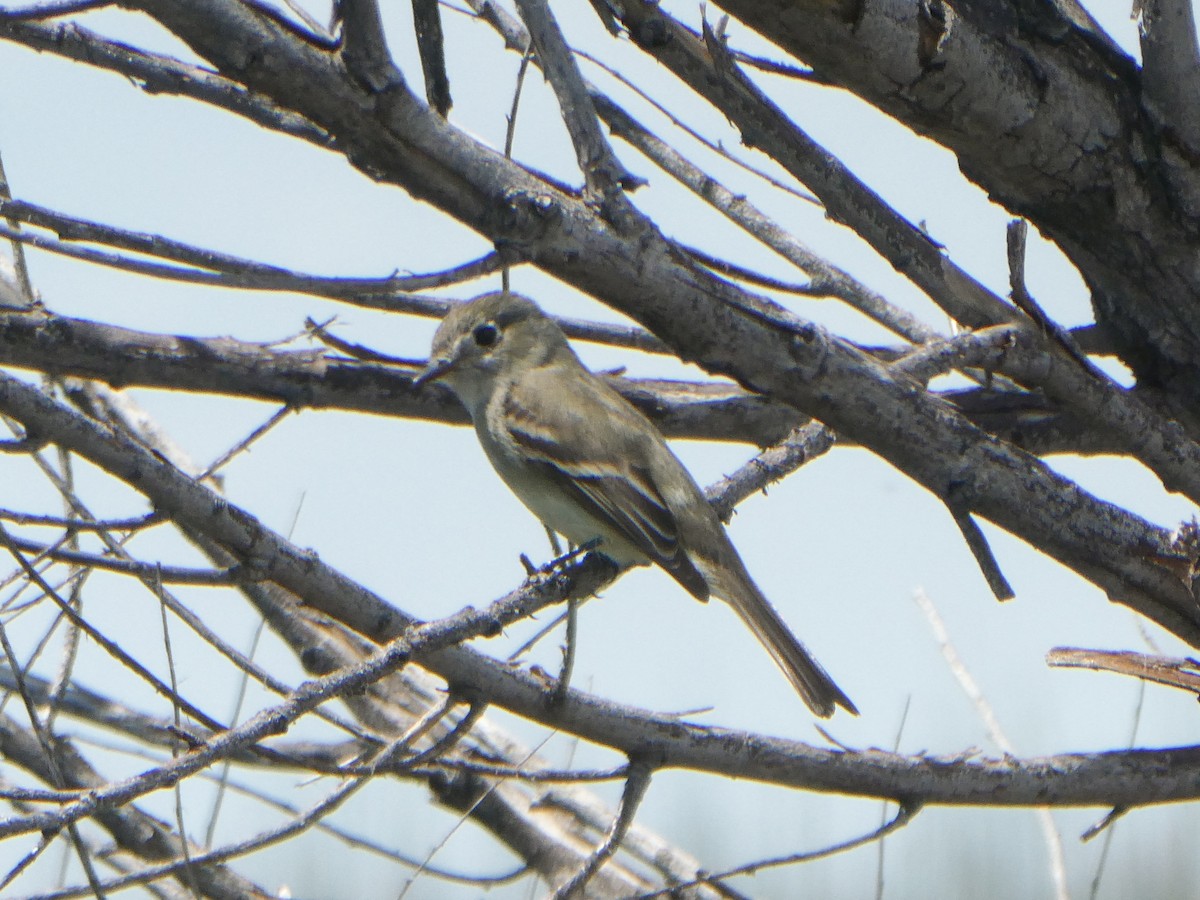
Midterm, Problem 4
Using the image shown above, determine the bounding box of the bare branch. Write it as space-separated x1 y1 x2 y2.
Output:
0 152 35 309
0 17 332 145
644 801 919 897
595 94 935 344
0 534 241 584
705 421 834 522
1006 219 1100 376
6 1 1199 890
1047 647 1200 700
0 714 271 899
1137 0 1200 182
615 4 1015 330
511 0 640 197
573 45 820 206
3 373 1200 810
0 308 683 426
413 0 452 114
553 759 654 898
334 0 405 91
916 588 1067 899
0 199 505 299
944 507 1015 602
0 525 234 737
994 223 1200 502
28 2 1187 644
0 0 112 19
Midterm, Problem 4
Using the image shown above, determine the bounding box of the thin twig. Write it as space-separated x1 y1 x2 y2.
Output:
0 199 506 298
0 524 231 735
553 759 654 898
0 18 332 144
573 47 821 207
156 569 202 899
945 505 1015 601
539 784 731 897
1006 219 1101 377
681 243 824 296
203 615 266 850
197 405 292 481
1083 805 1131 846
1046 647 1200 698
502 44 535 292
876 696 911 900
593 93 935 344
552 592 579 707
42 443 85 737
400 700 487 770
0 150 35 307
729 47 822 81
0 507 160 533
397 731 559 898
0 618 108 897
642 801 919 897
511 0 640 196
0 1 114 20
915 589 1069 900
188 764 529 885
0 534 240 583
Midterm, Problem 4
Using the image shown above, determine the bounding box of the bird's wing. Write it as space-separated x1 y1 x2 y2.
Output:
502 367 710 601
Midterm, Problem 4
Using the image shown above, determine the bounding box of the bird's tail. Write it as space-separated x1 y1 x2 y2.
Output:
712 566 857 718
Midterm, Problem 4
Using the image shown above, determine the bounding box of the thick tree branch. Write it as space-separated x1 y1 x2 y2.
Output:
614 4 1015 331
102 0 1198 645
706 0 1200 425
11 6 1176 485
0 307 790 443
1138 0 1200 157
0 305 1167 457
1 373 1200 812
2 0 1195 666
335 0 405 92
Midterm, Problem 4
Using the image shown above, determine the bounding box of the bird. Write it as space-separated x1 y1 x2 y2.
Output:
414 291 856 717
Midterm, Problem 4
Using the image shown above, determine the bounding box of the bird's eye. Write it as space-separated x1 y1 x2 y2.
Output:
473 323 499 348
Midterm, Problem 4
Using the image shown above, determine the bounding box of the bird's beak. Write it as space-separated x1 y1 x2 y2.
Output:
412 355 456 389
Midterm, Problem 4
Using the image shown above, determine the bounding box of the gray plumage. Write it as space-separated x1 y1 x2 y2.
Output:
416 292 856 717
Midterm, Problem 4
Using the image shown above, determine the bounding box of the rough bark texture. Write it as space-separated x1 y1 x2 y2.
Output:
1 1 1199 893
716 0 1200 427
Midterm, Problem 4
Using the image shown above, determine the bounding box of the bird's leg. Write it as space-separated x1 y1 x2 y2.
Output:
534 532 598 707
551 590 579 708
544 524 564 558
524 536 601 579
519 529 585 581
515 535 604 706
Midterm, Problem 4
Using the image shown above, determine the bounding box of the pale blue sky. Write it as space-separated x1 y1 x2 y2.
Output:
0 2 1196 898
